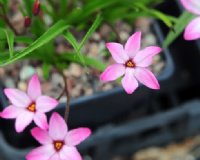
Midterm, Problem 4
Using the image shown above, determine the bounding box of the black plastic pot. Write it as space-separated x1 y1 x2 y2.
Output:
0 21 175 159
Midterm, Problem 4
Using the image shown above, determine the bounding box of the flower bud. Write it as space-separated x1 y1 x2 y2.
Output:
24 16 31 27
32 0 40 16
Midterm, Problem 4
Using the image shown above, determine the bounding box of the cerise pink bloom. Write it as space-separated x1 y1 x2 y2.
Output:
1 74 58 133
26 112 91 160
180 0 200 40
100 31 161 94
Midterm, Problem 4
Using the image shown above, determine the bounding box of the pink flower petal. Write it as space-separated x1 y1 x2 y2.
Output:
4 88 31 108
121 68 138 94
106 42 129 63
100 64 125 82
31 127 52 145
49 112 68 140
1 105 21 119
125 31 141 58
15 110 34 133
180 0 200 15
33 112 48 130
135 68 160 90
65 128 91 146
59 146 82 160
134 46 162 67
36 96 58 113
49 153 60 160
184 17 200 40
28 74 42 101
26 145 55 160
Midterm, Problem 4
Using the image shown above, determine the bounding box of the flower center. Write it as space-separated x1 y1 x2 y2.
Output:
54 141 64 152
27 102 36 112
125 59 136 68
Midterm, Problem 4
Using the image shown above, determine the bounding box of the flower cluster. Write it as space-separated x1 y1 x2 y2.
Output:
0 74 91 160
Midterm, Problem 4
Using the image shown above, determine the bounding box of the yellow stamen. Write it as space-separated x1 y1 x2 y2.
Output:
125 60 135 68
27 103 36 112
54 141 64 151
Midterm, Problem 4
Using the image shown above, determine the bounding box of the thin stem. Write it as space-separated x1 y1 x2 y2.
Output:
56 87 65 100
57 70 71 121
0 4 19 35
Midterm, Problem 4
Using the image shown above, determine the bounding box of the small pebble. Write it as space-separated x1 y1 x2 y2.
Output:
18 81 27 91
92 32 101 41
51 73 64 87
102 84 113 91
83 86 93 96
99 24 112 38
10 12 24 34
71 84 83 98
20 65 35 81
88 43 99 57
142 33 157 47
153 54 162 63
4 77 16 88
119 31 129 42
42 82 52 94
69 64 83 77
35 67 43 79
153 62 165 75
0 68 5 78
135 17 152 33
44 14 53 26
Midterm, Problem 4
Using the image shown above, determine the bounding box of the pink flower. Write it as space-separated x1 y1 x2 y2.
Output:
100 31 161 94
26 112 91 160
1 74 58 133
180 0 200 40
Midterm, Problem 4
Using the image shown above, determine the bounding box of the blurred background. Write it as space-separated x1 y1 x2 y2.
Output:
1 0 200 160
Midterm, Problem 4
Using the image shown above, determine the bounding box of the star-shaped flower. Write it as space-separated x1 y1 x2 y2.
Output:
26 112 91 160
1 74 58 133
180 0 200 40
100 31 161 94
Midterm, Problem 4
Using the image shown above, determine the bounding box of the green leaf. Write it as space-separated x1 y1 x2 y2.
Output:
64 14 102 67
0 20 69 66
15 36 34 44
0 0 8 12
163 11 195 48
0 29 6 39
0 0 7 6
4 29 14 58
148 9 176 27
134 3 176 28
64 31 79 51
23 0 34 17
0 28 14 58
60 0 68 16
79 14 102 51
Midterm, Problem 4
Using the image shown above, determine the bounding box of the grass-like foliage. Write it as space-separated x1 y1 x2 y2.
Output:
0 0 178 72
